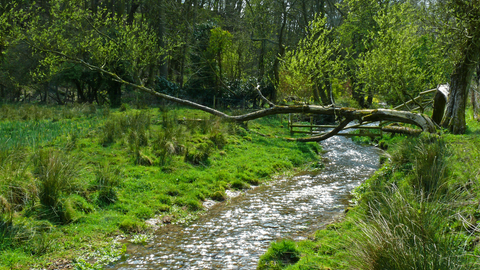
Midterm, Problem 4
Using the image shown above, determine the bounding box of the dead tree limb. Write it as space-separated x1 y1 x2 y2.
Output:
255 85 276 107
32 49 437 142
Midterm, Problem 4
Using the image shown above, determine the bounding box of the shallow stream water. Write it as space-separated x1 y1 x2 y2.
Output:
111 135 381 269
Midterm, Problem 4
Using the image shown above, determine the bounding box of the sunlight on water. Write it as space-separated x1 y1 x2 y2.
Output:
111 136 381 269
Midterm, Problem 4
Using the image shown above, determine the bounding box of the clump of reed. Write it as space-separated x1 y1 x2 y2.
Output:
100 111 151 146
0 146 36 212
152 113 186 166
90 165 122 206
351 134 475 270
32 149 84 223
390 133 451 198
100 108 232 167
352 189 473 270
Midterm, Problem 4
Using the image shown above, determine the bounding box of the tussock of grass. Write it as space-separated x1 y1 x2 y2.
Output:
258 239 301 269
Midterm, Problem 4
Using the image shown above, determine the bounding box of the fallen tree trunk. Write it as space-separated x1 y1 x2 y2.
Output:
45 53 437 142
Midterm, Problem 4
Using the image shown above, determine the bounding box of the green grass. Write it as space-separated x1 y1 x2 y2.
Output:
260 108 480 270
0 104 321 269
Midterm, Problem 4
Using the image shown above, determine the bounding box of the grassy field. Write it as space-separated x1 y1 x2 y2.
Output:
258 110 480 270
0 103 321 269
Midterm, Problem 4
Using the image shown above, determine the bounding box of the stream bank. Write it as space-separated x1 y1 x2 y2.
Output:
111 135 382 269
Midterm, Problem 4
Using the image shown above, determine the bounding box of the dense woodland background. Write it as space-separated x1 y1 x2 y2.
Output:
0 0 479 131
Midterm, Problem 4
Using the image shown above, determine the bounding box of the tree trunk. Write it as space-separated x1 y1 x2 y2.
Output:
126 1 139 25
441 38 480 134
432 85 449 126
350 76 365 108
107 80 122 108
272 5 288 103
473 64 480 120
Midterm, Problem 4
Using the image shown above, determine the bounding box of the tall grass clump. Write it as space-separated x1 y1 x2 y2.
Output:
101 111 151 145
0 195 14 248
352 188 474 270
33 149 80 220
152 113 186 166
390 133 451 198
412 135 450 197
90 165 122 206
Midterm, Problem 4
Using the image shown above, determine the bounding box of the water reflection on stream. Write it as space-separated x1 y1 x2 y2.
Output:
112 136 382 269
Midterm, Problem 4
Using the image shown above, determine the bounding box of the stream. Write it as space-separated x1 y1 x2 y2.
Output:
111 135 382 269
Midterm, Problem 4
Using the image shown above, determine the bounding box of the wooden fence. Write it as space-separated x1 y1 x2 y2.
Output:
287 87 439 138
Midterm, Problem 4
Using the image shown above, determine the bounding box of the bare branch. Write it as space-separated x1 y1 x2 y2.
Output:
255 84 276 107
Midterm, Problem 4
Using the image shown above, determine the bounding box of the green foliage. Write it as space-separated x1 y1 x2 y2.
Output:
258 239 301 269
118 217 147 233
13 0 165 81
230 179 250 190
101 111 151 145
210 190 227 201
279 16 340 104
357 3 451 106
73 244 126 270
184 141 213 165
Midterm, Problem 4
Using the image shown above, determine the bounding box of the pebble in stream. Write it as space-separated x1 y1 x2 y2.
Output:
111 135 382 270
